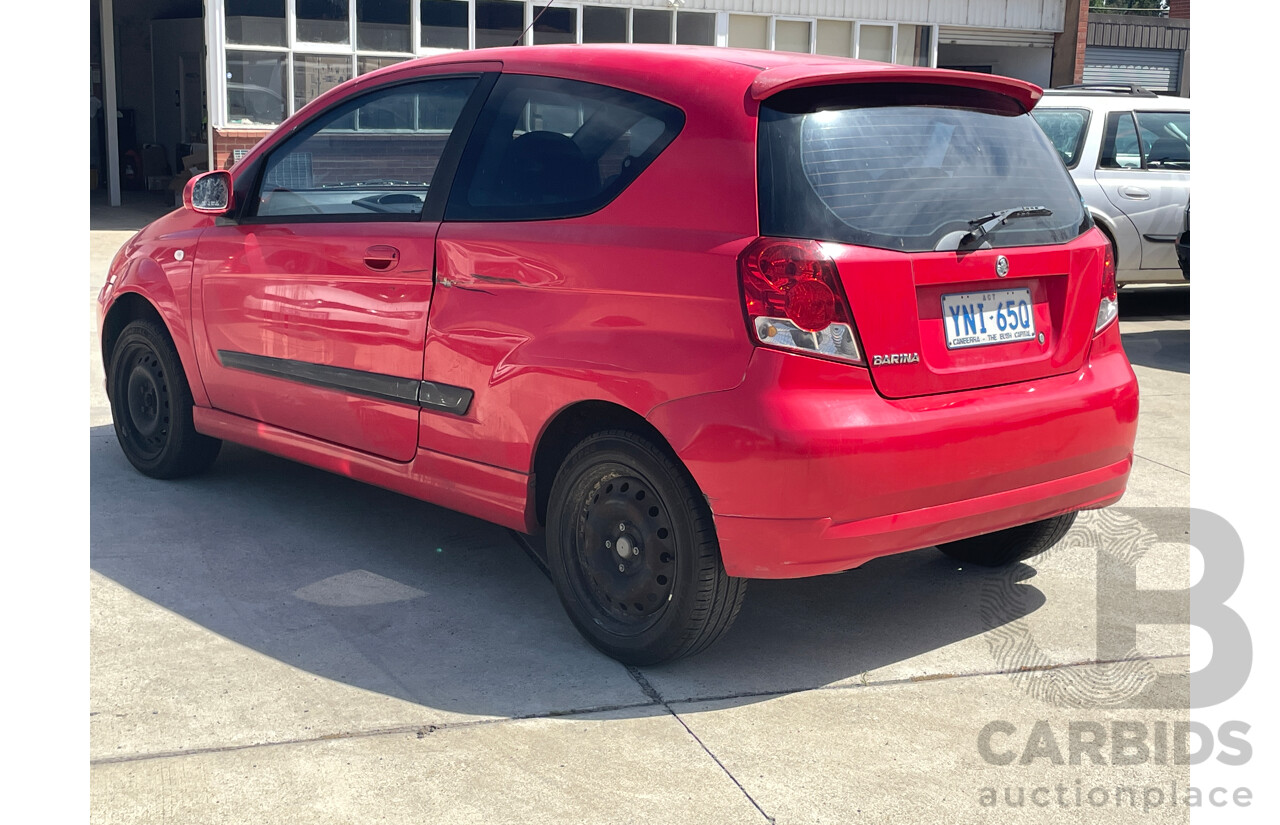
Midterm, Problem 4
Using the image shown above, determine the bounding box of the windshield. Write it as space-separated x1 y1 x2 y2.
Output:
758 84 1090 253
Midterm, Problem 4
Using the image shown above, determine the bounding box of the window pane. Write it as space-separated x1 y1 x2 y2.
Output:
632 9 671 44
226 50 286 126
421 0 469 50
1135 111 1190 169
728 15 767 50
358 55 409 74
774 20 810 54
294 54 353 112
447 74 685 221
676 11 715 46
1029 107 1089 167
534 6 577 45
298 0 351 44
257 77 479 218
476 0 525 48
1100 112 1141 169
357 0 411 52
225 0 285 47
858 24 892 63
583 6 626 43
815 20 852 57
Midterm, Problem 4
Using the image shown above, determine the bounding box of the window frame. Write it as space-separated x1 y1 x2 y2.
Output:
233 71 497 226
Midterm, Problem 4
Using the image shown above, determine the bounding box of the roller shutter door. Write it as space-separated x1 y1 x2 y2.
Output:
1083 46 1182 93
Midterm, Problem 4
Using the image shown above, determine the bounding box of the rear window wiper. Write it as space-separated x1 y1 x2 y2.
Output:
960 206 1053 247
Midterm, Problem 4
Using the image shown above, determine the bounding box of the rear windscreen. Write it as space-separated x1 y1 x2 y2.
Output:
758 84 1090 252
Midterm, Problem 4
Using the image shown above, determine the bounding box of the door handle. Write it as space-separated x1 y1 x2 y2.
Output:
363 245 399 271
1119 186 1150 200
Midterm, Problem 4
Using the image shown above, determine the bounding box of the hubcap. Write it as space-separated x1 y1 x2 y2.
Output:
573 472 676 627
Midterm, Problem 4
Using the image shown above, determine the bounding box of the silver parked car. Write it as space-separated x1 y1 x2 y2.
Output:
1031 84 1190 285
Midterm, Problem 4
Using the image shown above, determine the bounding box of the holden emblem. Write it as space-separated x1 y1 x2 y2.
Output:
995 255 1010 277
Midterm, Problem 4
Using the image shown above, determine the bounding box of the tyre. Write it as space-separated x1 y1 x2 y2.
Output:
936 511 1078 567
108 319 221 479
546 430 746 665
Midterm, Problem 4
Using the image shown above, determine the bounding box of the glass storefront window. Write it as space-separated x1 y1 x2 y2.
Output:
583 6 626 43
858 24 893 63
421 0 469 50
294 54 354 112
227 50 287 126
728 15 768 50
358 55 409 74
357 0 411 52
774 20 810 54
476 0 525 48
534 6 576 45
676 11 715 46
226 0 286 47
297 0 351 44
632 9 671 44
815 20 852 57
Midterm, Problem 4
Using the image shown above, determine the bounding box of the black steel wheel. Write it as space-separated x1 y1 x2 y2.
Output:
936 511 1078 567
108 319 221 479
546 430 746 665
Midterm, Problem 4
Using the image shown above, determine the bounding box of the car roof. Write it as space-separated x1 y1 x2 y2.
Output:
1036 87 1191 112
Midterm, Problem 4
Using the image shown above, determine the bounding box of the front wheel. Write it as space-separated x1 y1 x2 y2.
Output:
936 511 1078 567
108 319 221 479
546 430 746 665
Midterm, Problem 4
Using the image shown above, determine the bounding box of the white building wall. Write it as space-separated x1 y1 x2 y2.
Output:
581 0 1065 32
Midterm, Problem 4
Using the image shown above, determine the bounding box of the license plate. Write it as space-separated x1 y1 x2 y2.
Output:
942 288 1036 350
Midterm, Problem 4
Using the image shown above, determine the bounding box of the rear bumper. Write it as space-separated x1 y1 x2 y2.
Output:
647 326 1139 578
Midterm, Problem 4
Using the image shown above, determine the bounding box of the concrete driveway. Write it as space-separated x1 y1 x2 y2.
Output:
90 202 1192 823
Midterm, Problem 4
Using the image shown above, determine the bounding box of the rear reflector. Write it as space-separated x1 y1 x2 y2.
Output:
739 237 864 365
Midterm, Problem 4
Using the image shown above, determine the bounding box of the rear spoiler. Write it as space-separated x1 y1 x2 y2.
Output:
750 62 1044 111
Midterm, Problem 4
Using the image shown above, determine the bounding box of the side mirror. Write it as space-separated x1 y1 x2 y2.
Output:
183 170 233 215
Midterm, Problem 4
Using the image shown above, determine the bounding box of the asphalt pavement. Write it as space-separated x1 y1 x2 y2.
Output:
90 196 1192 824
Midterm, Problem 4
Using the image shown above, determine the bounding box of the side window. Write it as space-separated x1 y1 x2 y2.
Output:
253 76 480 220
1135 111 1190 170
1029 108 1089 168
445 74 685 222
1099 111 1142 170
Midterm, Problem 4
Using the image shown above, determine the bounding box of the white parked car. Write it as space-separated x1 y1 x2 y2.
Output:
1031 84 1190 285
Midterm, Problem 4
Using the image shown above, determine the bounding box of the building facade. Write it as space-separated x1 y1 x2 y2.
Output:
91 0 1094 203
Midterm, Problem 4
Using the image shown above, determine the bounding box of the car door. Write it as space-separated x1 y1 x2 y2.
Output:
1093 109 1190 272
191 69 492 462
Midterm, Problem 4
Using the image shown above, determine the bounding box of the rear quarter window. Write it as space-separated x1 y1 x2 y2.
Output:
758 84 1090 253
1029 107 1090 168
445 74 685 222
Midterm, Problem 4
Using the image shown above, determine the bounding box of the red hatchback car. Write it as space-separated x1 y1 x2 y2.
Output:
99 45 1138 664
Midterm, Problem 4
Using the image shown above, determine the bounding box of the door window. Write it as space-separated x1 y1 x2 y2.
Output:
253 75 480 219
1099 111 1142 170
1135 111 1190 169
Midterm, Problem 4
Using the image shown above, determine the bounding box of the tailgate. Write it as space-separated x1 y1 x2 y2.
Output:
830 232 1107 398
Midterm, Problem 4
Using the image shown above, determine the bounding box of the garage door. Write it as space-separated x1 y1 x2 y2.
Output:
1083 46 1183 93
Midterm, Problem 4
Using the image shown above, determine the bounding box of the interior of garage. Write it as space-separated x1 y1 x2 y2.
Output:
91 0 205 206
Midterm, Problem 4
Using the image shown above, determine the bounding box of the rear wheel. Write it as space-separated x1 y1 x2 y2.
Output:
546 430 746 665
108 319 221 478
936 511 1077 567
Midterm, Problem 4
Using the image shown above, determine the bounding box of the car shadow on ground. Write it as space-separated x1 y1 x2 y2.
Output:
91 425 1048 719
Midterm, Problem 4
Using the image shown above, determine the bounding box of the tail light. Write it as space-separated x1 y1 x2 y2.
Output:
739 237 864 365
1095 241 1118 332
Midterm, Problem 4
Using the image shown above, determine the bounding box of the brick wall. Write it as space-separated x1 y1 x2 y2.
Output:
212 128 272 170
1169 0 1189 19
1050 0 1090 87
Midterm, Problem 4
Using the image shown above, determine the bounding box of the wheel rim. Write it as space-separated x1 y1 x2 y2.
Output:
568 468 678 634
115 343 170 461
